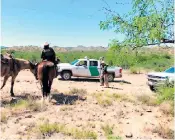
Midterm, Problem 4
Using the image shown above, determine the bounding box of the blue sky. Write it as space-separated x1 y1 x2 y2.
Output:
1 0 131 47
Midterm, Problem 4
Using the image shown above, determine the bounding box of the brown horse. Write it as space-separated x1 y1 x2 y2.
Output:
37 60 59 101
1 54 35 96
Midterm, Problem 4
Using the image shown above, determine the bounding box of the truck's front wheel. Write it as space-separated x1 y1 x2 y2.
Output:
108 73 114 82
61 71 72 80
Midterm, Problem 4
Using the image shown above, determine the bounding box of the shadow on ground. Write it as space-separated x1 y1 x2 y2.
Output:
0 93 41 107
51 93 86 105
58 77 131 84
103 87 123 90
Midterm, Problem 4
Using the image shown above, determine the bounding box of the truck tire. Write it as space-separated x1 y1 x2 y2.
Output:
108 73 114 82
61 71 72 80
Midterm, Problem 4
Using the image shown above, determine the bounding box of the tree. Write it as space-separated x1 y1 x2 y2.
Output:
100 0 174 50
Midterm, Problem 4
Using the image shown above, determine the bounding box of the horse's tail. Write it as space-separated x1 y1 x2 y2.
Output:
42 65 49 94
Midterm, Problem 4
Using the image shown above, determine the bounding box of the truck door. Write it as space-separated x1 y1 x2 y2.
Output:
74 60 90 77
89 60 100 77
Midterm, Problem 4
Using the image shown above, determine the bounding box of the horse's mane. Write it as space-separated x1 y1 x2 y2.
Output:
15 58 29 62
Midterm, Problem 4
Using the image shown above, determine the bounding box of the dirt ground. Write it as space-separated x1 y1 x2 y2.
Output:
0 70 174 139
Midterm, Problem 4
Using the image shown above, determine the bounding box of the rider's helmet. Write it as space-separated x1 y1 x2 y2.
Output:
44 42 49 49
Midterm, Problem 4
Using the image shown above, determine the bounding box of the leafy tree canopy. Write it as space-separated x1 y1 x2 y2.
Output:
100 0 174 49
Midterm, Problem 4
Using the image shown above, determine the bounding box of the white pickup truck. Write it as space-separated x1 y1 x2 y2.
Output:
57 58 122 81
147 66 175 90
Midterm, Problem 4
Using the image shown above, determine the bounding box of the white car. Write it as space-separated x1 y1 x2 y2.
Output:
57 58 122 81
147 67 175 90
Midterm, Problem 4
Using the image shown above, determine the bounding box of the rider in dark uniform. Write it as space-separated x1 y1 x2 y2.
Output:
41 43 56 63
34 42 58 80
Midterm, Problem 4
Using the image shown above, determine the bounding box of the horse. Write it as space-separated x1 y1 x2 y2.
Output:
37 59 60 101
1 54 35 97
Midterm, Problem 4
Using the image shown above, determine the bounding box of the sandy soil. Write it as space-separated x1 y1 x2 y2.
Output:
0 70 174 139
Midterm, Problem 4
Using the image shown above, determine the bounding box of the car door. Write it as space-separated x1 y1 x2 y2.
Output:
89 60 100 77
74 60 90 77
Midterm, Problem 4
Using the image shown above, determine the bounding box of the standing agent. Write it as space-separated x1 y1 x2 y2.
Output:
100 61 109 88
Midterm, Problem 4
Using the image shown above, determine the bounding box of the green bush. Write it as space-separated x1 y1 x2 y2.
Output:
2 47 173 72
156 86 174 104
129 67 141 74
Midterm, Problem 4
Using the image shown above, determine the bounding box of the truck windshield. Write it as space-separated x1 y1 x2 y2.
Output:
70 60 78 65
165 67 175 73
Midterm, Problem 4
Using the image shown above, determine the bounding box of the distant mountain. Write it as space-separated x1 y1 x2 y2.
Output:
0 46 8 49
5 45 108 52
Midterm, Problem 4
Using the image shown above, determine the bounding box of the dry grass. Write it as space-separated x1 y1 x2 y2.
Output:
10 99 46 112
1 111 8 123
93 92 135 107
101 124 114 136
152 124 174 139
86 122 96 129
93 92 113 107
38 122 97 139
60 106 72 111
101 124 121 140
159 101 174 116
113 93 135 103
68 88 87 96
137 94 157 106
129 67 141 74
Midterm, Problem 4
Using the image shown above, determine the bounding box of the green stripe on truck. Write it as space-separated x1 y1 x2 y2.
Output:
89 66 99 76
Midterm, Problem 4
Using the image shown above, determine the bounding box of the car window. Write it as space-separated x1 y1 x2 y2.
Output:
90 61 98 66
77 61 87 66
165 67 175 73
70 60 79 65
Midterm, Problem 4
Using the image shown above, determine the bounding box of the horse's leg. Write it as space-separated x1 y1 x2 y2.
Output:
1 75 10 89
10 75 17 97
47 80 53 102
39 80 44 102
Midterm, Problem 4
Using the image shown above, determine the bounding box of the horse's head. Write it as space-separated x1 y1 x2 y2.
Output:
55 57 60 65
28 60 36 74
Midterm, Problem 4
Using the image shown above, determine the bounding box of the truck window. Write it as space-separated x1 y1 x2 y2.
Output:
77 60 87 66
90 61 98 66
70 60 78 65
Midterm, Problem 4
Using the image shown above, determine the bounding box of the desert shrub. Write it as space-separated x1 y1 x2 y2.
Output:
1 112 8 123
129 67 141 74
38 122 97 139
93 92 113 107
156 86 174 104
69 88 87 96
137 95 157 106
10 99 44 112
159 101 174 116
152 124 174 139
101 124 121 140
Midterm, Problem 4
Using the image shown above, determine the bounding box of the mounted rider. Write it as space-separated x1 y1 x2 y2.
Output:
34 42 59 80
41 42 56 64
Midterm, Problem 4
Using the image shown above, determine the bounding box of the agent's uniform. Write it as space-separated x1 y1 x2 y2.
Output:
41 45 56 63
100 61 109 87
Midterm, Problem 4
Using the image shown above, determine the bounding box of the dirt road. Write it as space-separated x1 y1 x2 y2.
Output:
0 70 174 139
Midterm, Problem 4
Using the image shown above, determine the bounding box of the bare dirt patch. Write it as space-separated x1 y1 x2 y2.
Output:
0 70 174 139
